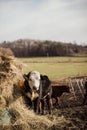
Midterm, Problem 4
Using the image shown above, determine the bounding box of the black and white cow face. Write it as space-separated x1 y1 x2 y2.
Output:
23 71 52 114
26 71 41 91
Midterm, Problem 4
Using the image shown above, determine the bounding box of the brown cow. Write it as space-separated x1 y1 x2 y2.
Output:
51 84 70 108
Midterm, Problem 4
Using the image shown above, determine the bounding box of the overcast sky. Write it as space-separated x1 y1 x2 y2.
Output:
0 0 87 44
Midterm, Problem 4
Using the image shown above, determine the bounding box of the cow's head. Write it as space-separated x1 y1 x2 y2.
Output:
40 75 51 88
23 71 41 91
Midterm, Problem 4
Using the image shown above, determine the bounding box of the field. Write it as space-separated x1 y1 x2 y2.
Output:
18 56 87 79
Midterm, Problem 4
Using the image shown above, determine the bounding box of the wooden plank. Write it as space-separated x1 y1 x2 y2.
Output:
68 78 77 100
75 78 84 98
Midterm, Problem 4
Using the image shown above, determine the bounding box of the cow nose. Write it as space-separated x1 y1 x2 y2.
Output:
33 86 36 90
33 86 35 89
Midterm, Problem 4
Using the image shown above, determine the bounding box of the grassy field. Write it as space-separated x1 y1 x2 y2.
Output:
18 57 87 80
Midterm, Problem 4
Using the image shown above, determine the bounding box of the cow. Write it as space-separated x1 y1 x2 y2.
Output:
40 75 52 114
23 71 52 114
51 84 70 108
83 81 87 105
23 71 40 113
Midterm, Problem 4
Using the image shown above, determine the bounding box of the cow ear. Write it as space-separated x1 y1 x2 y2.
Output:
45 75 51 86
23 74 28 80
23 74 26 79
27 72 31 78
23 71 31 80
40 74 44 80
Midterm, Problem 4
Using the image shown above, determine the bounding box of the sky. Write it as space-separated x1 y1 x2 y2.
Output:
0 0 87 45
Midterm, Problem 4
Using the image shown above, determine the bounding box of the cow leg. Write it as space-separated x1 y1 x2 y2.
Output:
56 98 59 106
46 96 51 114
40 99 45 115
33 99 37 112
33 97 39 113
37 98 41 114
54 97 59 108
24 96 32 109
39 101 42 114
57 97 63 108
50 98 53 109
28 98 32 109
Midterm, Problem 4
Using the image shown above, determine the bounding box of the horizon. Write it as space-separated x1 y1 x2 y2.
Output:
0 38 87 46
0 0 87 45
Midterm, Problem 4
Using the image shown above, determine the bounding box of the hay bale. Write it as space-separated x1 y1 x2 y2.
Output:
0 54 23 125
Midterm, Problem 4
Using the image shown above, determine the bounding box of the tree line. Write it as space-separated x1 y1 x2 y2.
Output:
0 39 87 57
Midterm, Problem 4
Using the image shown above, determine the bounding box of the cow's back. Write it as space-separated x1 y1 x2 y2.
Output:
51 84 70 98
